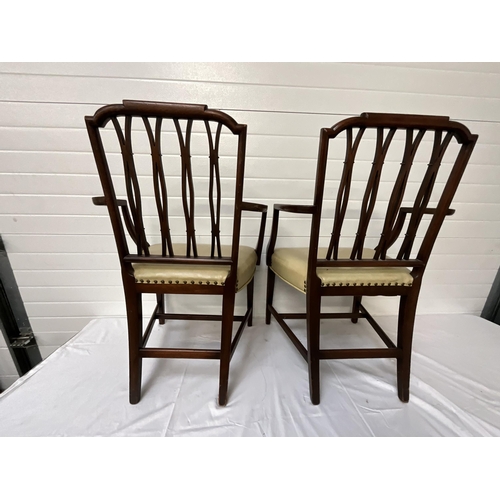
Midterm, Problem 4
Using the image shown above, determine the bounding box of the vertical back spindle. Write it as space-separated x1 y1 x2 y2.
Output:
112 116 149 256
375 128 426 259
174 118 197 257
326 127 365 260
205 120 223 258
143 117 174 257
350 127 396 259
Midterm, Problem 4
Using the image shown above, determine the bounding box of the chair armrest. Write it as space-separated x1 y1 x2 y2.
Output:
241 201 267 213
384 206 455 250
274 204 316 214
92 196 107 206
92 196 140 248
266 204 316 266
400 207 455 216
241 201 268 265
92 196 128 207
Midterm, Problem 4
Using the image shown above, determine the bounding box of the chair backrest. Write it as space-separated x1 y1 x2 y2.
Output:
309 113 477 274
85 100 247 274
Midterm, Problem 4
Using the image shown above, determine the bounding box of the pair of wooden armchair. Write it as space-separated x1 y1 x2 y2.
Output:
86 101 477 406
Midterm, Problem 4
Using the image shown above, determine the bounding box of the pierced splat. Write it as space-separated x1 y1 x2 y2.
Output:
324 121 457 263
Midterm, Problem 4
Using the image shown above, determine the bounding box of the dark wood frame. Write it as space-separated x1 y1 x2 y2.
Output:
0 236 42 379
266 112 478 405
86 100 267 406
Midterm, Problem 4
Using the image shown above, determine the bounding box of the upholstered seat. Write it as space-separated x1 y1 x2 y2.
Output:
133 243 257 291
271 247 413 293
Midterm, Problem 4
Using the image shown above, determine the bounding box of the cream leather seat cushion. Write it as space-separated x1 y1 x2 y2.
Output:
271 247 413 293
133 243 257 292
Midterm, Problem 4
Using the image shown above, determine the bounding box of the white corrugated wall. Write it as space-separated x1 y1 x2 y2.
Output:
1 62 499 389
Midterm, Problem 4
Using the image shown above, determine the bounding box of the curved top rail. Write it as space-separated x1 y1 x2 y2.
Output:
85 100 246 134
327 112 477 144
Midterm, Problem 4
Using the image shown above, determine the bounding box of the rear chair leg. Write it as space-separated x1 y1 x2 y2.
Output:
126 291 143 404
247 278 254 327
157 293 165 325
306 287 321 405
351 295 362 323
218 288 235 406
266 268 276 325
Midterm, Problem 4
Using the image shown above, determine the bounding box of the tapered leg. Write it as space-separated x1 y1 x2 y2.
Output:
218 288 235 406
157 293 165 325
306 286 321 405
247 278 254 327
351 295 362 323
266 268 276 325
397 291 418 402
126 291 143 404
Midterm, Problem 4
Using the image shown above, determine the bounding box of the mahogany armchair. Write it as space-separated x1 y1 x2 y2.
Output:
86 100 267 406
266 112 477 404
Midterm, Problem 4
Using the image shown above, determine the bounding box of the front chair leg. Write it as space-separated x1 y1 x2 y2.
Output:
126 291 143 404
218 287 235 406
397 291 418 402
306 287 321 405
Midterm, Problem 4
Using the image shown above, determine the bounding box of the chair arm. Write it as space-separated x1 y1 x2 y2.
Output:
399 207 455 216
241 201 268 265
384 206 455 249
92 196 127 207
92 196 139 247
274 204 316 214
266 204 316 266
241 201 267 213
